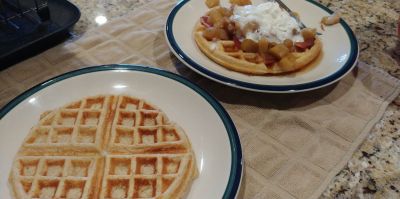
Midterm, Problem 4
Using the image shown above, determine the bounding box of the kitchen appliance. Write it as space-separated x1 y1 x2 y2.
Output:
0 0 80 69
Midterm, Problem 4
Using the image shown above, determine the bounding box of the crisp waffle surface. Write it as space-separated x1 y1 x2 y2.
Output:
107 96 191 155
19 95 115 156
193 22 322 75
9 156 103 198
99 154 197 198
9 95 198 199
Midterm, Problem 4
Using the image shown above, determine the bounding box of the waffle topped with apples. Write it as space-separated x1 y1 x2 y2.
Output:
194 0 322 75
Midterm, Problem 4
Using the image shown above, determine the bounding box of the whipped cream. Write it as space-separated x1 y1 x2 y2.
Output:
230 1 303 43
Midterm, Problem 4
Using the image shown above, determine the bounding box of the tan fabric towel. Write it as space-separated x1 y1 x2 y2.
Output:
1 0 400 198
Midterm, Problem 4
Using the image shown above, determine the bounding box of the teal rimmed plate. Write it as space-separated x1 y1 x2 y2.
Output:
165 0 359 93
0 65 242 199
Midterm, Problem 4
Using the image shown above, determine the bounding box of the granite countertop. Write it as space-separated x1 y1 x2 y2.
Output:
2 0 400 198
315 0 400 198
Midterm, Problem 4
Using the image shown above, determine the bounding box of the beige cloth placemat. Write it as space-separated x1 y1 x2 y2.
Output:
1 0 400 198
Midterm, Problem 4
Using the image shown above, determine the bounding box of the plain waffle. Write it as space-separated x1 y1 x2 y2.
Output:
9 95 198 199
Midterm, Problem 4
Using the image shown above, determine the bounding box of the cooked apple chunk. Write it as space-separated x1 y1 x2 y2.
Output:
241 39 258 52
269 44 290 59
258 38 269 54
278 53 297 71
229 0 251 6
301 28 317 40
205 0 219 8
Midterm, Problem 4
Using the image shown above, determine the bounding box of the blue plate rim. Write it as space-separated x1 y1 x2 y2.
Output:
165 0 359 92
0 64 243 199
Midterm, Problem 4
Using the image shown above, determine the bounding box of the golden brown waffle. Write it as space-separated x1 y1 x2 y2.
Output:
193 22 323 75
9 95 197 199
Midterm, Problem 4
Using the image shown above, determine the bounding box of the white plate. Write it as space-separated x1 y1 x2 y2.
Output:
165 0 359 93
0 65 243 199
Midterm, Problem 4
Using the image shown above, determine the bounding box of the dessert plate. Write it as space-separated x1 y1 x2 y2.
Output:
165 0 359 93
0 65 242 199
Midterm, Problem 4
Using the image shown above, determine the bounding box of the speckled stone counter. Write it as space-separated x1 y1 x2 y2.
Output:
315 0 400 198
14 0 400 198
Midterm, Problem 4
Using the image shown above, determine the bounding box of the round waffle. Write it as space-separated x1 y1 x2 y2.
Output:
193 22 323 75
9 95 198 199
